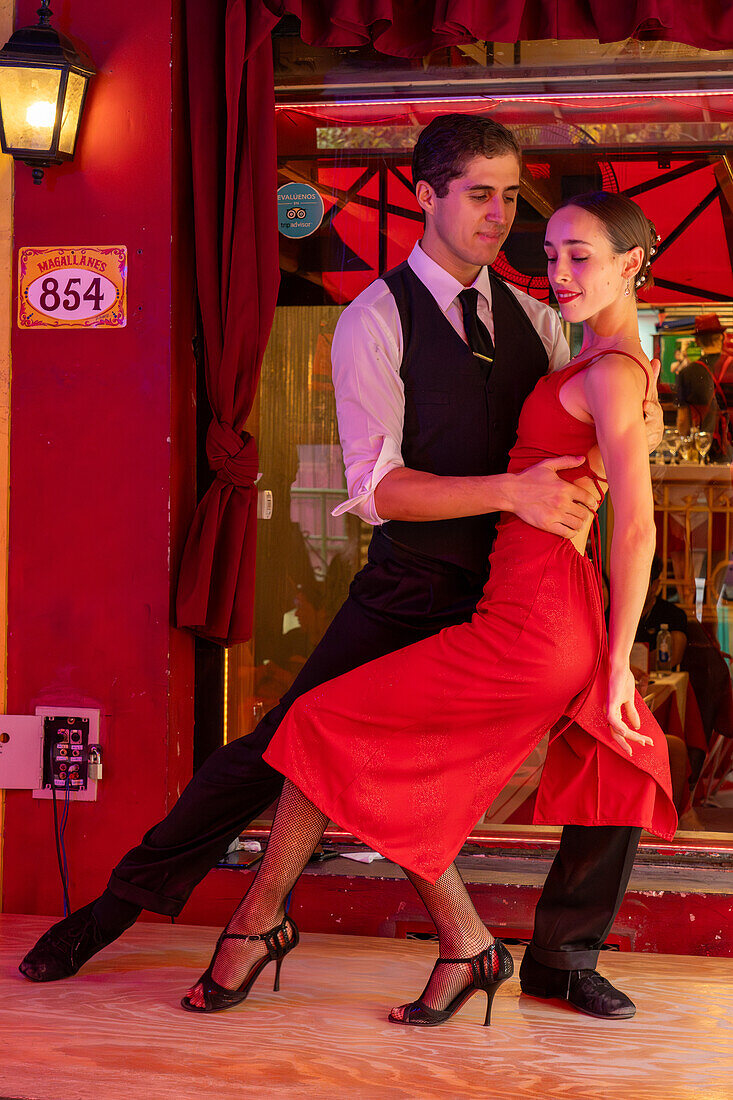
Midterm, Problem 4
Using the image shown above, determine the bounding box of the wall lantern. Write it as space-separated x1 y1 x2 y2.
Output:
0 1 95 183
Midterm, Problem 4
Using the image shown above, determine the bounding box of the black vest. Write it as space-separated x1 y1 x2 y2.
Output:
378 261 549 576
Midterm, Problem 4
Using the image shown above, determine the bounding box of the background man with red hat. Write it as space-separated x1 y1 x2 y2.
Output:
676 313 731 445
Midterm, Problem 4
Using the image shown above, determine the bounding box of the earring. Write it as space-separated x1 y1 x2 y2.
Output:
624 278 631 297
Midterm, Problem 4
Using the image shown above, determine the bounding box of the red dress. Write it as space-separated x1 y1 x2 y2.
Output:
264 351 677 883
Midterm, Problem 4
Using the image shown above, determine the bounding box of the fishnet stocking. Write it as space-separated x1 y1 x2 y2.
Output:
185 788 493 1015
392 863 494 1017
185 780 327 1005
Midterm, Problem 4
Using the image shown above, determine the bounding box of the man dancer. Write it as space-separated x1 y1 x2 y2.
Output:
21 115 660 1020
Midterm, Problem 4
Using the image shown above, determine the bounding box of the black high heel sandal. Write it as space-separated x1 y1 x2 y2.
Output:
388 939 513 1028
180 914 299 1014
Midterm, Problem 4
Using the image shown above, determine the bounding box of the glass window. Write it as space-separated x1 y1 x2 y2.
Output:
218 76 733 851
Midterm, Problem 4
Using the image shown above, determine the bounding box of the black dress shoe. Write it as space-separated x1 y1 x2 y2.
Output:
519 951 636 1020
19 902 115 982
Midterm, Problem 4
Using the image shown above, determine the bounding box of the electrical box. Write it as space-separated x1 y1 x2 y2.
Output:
33 706 102 802
0 706 102 798
41 715 90 792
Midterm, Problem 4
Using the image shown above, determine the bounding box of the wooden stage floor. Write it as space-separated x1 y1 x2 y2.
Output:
1 914 731 1100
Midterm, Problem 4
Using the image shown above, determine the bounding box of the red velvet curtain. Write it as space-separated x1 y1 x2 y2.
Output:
178 0 727 649
277 0 733 53
176 0 280 645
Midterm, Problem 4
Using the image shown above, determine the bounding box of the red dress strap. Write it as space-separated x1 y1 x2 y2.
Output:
604 349 653 400
562 348 653 400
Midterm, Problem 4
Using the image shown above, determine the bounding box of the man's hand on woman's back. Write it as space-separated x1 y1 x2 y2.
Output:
507 456 600 537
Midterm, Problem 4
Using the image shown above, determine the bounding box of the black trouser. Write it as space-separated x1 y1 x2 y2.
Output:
108 530 640 970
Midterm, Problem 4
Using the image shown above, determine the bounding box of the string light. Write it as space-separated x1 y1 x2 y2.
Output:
276 89 733 112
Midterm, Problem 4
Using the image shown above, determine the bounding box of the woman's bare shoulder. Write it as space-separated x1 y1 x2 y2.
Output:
584 349 652 391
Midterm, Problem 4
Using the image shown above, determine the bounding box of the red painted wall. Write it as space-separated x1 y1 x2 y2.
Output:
2 0 196 915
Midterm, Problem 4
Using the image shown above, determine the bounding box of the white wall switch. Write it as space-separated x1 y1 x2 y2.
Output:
257 488 273 520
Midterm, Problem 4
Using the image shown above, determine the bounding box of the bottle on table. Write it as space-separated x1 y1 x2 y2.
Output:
656 623 672 671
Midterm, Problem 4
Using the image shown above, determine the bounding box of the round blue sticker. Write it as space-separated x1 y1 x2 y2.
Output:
277 183 325 239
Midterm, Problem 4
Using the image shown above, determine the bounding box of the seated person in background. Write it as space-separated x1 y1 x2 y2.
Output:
603 562 689 814
635 555 687 670
681 616 733 786
634 557 690 815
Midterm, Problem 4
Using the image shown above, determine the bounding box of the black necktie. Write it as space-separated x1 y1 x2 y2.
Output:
457 288 490 378
458 288 494 378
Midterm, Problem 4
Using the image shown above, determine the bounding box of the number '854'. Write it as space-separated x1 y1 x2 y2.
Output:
40 276 105 313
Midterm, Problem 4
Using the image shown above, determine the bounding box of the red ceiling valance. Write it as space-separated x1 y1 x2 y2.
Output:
267 0 733 54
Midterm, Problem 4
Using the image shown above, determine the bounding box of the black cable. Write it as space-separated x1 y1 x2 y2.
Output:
49 755 70 915
59 770 72 911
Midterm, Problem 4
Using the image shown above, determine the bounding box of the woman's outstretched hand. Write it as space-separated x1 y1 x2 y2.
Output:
606 665 654 755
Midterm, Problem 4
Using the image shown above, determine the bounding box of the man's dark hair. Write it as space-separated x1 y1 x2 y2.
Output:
412 114 521 198
698 331 723 350
650 555 663 584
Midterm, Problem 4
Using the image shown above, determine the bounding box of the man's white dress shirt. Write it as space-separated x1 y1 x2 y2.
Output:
331 242 570 525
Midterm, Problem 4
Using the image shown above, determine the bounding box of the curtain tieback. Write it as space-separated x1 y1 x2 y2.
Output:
206 419 259 487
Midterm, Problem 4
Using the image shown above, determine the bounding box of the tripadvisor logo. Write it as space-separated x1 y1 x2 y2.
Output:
277 183 324 239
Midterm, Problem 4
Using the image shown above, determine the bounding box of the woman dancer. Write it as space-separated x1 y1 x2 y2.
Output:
182 193 677 1026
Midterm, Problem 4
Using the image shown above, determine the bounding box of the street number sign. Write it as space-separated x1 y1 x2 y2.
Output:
18 246 127 329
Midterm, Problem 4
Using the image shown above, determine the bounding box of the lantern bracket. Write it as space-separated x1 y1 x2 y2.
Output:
37 2 52 29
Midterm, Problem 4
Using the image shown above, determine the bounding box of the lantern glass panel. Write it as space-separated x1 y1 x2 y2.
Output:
0 64 62 152
58 70 87 155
